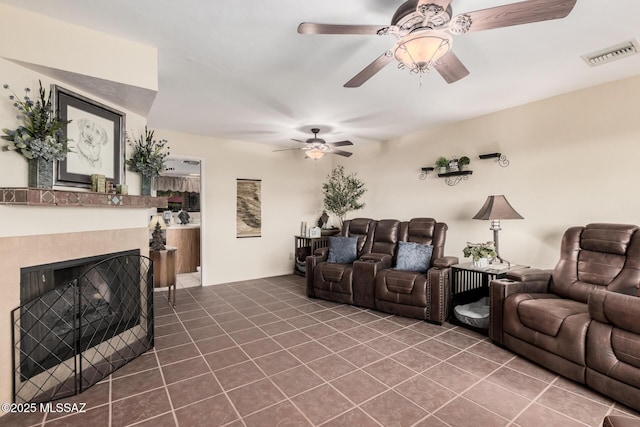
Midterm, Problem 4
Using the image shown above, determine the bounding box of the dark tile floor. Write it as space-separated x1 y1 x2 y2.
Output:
2 274 639 427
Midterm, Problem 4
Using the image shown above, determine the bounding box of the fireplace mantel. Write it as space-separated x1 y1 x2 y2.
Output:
0 188 167 209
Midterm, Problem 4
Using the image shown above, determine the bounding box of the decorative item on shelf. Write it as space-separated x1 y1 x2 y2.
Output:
435 157 449 174
116 184 128 195
463 242 497 268
448 158 459 172
479 152 509 167
149 214 167 251
1 81 72 189
309 227 322 238
322 165 366 227
472 195 524 267
459 156 471 171
91 174 106 192
125 126 170 196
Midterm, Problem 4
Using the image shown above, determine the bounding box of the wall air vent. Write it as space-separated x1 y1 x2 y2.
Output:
582 39 639 67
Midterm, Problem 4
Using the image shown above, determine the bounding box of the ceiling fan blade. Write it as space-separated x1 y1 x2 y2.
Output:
344 52 393 88
273 148 301 152
291 138 307 143
329 149 353 157
461 0 577 33
434 51 470 84
298 23 388 35
327 140 354 147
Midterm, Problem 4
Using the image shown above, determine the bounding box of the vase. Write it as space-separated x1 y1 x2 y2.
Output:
141 175 153 196
473 258 489 268
28 158 54 189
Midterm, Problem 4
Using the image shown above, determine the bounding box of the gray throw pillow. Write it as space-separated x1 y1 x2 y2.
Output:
395 241 433 272
327 236 358 264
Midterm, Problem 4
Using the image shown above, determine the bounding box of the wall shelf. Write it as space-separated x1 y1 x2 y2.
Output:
0 188 167 209
479 152 509 167
437 170 473 186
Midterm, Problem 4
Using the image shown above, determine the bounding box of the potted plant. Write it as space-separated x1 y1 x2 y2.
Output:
463 241 497 268
125 126 170 195
322 165 366 227
459 156 471 171
435 156 449 174
2 81 72 189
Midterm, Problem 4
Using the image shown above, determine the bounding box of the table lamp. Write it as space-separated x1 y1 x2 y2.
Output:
472 195 523 266
149 214 167 251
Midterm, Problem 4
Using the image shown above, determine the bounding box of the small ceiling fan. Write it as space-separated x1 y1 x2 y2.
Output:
274 128 354 159
298 0 577 87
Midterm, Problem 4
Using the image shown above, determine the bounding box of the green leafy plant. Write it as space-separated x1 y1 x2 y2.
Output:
463 242 497 261
1 81 71 161
435 156 449 168
459 156 471 167
322 165 366 227
125 126 170 177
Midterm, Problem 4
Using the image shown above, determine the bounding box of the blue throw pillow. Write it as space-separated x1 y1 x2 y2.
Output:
327 236 358 264
395 241 433 272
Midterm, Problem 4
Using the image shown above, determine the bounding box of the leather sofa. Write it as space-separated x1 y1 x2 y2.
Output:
306 217 458 323
490 223 640 411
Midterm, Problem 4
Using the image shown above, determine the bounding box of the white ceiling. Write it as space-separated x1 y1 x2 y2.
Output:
3 0 640 149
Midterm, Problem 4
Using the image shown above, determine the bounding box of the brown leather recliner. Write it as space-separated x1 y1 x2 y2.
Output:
375 218 457 324
490 224 640 387
306 218 380 306
587 291 640 411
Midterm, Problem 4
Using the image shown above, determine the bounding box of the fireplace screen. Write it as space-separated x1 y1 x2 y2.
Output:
12 253 154 404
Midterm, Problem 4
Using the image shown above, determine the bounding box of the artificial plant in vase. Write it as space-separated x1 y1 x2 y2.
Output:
125 126 170 196
2 81 72 189
322 165 366 228
463 241 497 268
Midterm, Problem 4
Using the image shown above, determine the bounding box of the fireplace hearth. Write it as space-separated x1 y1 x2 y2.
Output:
12 251 154 404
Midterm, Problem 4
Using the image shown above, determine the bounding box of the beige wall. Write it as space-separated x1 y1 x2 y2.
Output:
334 75 640 269
155 130 331 285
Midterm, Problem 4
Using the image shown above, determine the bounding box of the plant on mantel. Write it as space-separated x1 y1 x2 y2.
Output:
1 81 72 189
125 126 170 196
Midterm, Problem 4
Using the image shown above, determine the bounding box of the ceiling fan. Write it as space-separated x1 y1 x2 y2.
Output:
274 128 354 159
298 0 577 87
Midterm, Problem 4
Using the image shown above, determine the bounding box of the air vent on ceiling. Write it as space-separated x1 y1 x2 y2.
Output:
582 39 639 67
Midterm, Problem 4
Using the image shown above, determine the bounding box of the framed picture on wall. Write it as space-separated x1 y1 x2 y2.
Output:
236 179 262 238
53 85 125 188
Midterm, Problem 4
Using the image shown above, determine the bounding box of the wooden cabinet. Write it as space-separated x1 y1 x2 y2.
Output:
166 226 200 274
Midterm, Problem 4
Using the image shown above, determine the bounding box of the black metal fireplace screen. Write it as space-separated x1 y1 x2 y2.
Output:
11 254 154 404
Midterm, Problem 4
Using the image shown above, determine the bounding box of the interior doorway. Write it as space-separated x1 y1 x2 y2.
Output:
156 156 203 288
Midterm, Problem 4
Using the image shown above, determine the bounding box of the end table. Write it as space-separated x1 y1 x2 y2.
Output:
150 246 178 307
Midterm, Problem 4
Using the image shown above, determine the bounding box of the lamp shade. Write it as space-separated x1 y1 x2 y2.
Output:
394 31 452 73
149 214 167 230
472 195 524 220
305 148 326 160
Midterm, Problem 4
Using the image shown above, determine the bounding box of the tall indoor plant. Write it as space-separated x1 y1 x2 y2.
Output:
2 81 72 188
322 165 366 227
125 126 170 195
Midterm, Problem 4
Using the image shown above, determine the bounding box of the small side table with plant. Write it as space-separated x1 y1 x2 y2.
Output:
2 81 72 189
125 126 170 196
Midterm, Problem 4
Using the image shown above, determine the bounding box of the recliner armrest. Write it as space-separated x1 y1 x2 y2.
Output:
306 250 329 298
432 256 458 269
359 253 392 264
352 254 393 309
313 247 329 258
489 270 552 344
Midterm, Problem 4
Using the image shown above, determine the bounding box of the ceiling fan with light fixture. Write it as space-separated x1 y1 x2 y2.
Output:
298 0 577 87
274 128 353 159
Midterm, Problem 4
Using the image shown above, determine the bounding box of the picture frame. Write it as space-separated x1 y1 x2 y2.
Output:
53 85 125 188
236 179 262 238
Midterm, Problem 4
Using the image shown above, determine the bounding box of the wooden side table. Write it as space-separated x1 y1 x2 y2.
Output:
150 246 178 307
294 235 330 276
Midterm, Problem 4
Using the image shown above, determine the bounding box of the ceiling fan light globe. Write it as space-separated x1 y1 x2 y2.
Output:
394 31 452 73
306 148 326 160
